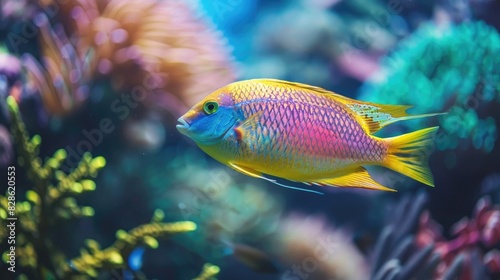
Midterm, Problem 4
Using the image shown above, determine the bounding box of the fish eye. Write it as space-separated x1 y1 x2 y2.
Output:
203 101 219 115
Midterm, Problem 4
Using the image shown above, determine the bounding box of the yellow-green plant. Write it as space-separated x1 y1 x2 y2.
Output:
193 263 220 280
0 97 213 279
1 96 105 279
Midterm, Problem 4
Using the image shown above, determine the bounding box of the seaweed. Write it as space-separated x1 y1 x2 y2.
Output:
0 96 215 279
192 263 220 280
68 219 197 278
1 96 105 279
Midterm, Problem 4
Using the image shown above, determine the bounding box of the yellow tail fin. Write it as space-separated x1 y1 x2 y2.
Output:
382 127 439 187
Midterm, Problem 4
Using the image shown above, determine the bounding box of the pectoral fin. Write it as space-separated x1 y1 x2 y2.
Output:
234 111 263 141
308 167 396 192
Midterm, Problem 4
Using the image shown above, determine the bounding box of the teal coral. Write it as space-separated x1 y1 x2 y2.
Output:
359 21 500 154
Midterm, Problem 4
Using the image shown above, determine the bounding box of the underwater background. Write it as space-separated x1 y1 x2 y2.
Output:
0 0 500 279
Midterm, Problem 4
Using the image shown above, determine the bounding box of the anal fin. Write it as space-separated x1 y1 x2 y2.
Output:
228 162 324 195
229 162 263 178
308 167 396 192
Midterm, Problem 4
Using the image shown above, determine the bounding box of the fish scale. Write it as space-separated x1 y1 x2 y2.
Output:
229 83 384 179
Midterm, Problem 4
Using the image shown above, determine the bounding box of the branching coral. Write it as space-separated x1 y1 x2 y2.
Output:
416 196 500 279
370 192 498 280
36 0 236 115
359 21 500 155
369 193 457 280
0 96 203 279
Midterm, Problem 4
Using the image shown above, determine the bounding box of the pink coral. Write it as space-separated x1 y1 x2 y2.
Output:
416 196 500 279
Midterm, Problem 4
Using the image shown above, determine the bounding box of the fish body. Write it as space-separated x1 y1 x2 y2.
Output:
177 79 441 191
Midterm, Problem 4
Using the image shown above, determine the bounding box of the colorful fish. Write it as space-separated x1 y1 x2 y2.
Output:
177 79 443 192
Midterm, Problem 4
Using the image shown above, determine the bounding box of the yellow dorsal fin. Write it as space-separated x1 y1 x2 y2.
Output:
341 103 445 135
252 79 445 135
307 167 397 192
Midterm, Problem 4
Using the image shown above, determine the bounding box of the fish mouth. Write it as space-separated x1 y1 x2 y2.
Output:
176 117 190 136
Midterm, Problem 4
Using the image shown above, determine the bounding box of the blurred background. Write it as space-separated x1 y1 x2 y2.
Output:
0 0 500 279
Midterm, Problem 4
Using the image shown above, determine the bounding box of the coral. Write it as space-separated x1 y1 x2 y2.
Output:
277 214 369 280
369 193 448 280
0 96 201 279
416 196 500 279
22 13 93 116
370 192 496 280
37 0 236 115
359 21 500 154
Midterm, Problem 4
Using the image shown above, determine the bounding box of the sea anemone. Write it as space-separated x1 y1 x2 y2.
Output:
22 13 93 116
39 0 236 116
